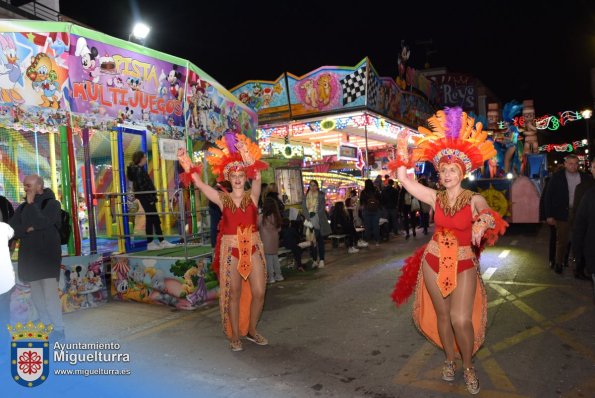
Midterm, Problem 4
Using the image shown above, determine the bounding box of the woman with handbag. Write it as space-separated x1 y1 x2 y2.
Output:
127 151 175 250
302 180 331 268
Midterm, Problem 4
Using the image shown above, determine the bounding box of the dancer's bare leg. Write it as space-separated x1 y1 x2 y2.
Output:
504 146 515 173
227 257 242 342
248 252 266 336
422 261 455 361
449 268 477 368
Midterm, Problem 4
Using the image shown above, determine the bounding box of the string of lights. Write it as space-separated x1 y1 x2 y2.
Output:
538 140 587 153
496 110 584 131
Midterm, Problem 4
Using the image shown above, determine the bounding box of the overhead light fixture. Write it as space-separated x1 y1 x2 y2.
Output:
130 22 150 43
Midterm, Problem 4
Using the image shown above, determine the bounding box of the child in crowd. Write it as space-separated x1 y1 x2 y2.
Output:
259 197 283 283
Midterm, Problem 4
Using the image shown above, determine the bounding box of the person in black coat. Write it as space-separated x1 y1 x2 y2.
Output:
127 150 174 250
330 201 360 253
539 175 557 269
265 183 286 218
381 179 399 235
0 194 15 251
571 160 595 279
0 194 14 222
544 155 588 273
9 175 64 340
572 186 595 293
359 179 382 245
208 181 231 248
280 218 304 271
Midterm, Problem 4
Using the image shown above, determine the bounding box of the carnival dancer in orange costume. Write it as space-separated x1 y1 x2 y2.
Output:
177 132 268 352
389 107 508 395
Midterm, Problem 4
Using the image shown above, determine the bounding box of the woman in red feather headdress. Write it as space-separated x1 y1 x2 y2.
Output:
389 107 508 395
177 132 268 352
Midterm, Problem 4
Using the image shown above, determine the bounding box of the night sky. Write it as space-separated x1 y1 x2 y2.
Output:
59 0 594 148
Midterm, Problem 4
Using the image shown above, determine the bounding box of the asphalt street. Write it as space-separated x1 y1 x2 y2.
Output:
13 224 594 398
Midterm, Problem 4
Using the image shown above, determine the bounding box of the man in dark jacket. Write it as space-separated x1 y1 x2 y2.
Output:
127 150 175 250
572 185 595 300
0 194 15 251
381 179 399 235
0 194 14 222
571 160 595 279
539 175 556 269
9 175 64 341
544 155 588 274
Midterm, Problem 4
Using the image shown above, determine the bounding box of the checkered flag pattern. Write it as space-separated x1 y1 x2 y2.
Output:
367 72 381 107
341 66 367 105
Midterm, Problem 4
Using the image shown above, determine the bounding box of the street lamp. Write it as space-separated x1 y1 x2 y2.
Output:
581 109 592 157
129 22 150 45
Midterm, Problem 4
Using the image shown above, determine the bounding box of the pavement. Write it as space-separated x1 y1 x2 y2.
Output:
4 224 594 397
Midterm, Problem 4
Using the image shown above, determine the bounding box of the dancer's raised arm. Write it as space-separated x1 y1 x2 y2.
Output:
250 171 262 207
177 148 222 208
393 131 435 208
396 165 436 209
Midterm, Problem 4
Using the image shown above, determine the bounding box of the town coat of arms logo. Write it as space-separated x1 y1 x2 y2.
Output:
8 321 53 387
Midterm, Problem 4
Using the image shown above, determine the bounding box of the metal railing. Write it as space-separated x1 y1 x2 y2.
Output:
92 187 211 259
0 1 60 21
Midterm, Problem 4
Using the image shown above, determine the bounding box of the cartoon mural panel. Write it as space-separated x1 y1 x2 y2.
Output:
367 65 434 128
111 253 218 310
58 254 108 313
0 31 69 133
10 254 107 321
287 61 368 118
231 74 289 124
67 35 186 138
233 58 436 127
186 67 258 142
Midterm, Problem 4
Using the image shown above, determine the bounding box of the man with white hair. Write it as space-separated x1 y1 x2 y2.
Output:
9 175 64 341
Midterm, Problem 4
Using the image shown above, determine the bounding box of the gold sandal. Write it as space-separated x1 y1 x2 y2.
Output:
463 367 480 395
229 339 243 352
442 360 456 381
246 332 268 346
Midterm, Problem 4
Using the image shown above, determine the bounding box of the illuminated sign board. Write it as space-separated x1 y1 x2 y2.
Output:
337 143 359 161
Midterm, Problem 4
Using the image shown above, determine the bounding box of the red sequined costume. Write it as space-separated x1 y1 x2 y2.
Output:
392 190 507 355
214 190 266 339
425 191 478 275
414 190 487 355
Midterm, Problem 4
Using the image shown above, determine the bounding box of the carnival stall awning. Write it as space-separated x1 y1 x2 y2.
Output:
230 57 437 130
231 58 437 169
0 19 257 141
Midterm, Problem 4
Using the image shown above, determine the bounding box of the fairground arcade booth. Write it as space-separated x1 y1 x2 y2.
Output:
0 20 257 317
231 57 438 206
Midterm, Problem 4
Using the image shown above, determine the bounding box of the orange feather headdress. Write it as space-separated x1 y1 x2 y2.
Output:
389 107 496 174
206 132 268 182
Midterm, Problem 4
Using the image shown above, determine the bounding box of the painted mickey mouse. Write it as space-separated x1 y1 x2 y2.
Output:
167 64 183 100
118 106 134 123
75 37 100 83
